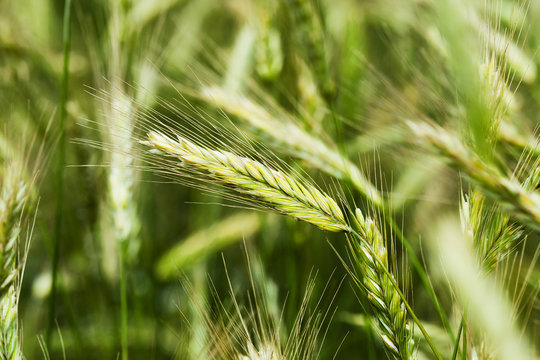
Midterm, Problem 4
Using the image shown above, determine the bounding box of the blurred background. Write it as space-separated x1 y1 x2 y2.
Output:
1 0 539 359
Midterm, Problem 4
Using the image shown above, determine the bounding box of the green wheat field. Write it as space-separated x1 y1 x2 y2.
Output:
1 0 539 359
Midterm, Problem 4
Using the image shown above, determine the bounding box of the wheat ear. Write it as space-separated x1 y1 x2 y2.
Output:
0 164 28 360
201 87 382 206
144 131 348 232
285 0 335 98
348 208 415 360
408 121 540 230
460 190 523 273
145 130 421 358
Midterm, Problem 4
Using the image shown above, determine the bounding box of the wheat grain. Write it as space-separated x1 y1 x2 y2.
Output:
347 208 415 360
144 130 348 232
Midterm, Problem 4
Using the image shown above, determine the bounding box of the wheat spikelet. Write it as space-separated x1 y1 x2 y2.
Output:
460 190 523 273
0 286 19 360
408 121 540 230
471 5 537 84
237 343 280 360
144 130 348 232
187 257 334 360
348 208 415 360
285 0 335 99
254 24 283 81
201 86 382 206
0 163 28 360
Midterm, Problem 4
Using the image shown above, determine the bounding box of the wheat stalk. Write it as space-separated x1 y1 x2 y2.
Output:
144 130 348 232
347 208 415 360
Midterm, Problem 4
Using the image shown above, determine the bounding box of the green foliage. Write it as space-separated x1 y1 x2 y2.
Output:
0 0 539 359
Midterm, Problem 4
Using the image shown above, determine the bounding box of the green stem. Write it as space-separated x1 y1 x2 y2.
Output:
462 315 467 360
47 0 71 347
452 317 464 360
120 240 128 360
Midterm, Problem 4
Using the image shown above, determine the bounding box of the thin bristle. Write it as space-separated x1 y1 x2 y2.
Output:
200 86 383 206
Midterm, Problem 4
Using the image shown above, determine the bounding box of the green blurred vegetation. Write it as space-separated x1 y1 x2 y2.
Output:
1 0 539 359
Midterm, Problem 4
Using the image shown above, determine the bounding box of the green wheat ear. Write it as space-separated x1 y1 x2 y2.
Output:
408 120 540 230
0 162 30 360
348 208 416 360
200 86 382 206
145 130 349 232
460 190 523 273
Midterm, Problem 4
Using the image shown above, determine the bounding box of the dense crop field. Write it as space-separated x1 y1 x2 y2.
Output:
1 0 539 359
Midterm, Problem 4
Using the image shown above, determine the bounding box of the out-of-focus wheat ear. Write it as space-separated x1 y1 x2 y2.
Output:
430 217 535 360
348 208 416 360
155 212 260 279
284 0 335 100
296 59 327 133
460 190 524 273
471 5 537 85
0 163 30 360
0 287 20 360
144 130 349 232
408 121 540 230
101 91 141 278
238 343 280 360
185 248 337 360
254 22 283 82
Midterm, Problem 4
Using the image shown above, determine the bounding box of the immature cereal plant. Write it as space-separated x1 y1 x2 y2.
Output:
0 129 44 360
345 208 416 360
0 162 28 360
185 253 337 360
